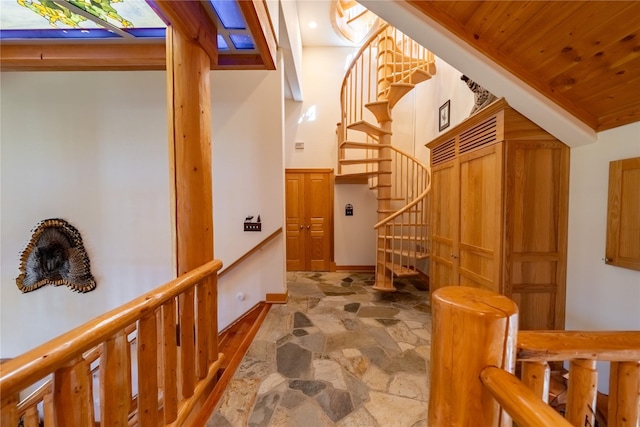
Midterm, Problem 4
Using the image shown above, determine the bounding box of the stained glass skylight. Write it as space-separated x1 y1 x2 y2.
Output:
0 0 166 39
0 0 256 53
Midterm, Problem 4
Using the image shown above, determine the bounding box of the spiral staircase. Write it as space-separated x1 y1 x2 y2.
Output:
336 23 435 292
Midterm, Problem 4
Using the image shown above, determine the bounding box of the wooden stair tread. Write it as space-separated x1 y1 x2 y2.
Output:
410 68 434 85
335 171 379 184
386 264 420 278
385 83 415 109
340 141 391 149
347 120 391 137
340 158 385 165
379 248 430 259
365 100 392 123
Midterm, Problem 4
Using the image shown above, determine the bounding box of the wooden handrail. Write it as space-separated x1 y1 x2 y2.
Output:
480 366 573 427
218 227 282 279
430 286 640 427
0 258 222 399
518 331 640 362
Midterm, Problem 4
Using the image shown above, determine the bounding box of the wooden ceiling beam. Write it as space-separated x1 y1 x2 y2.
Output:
150 0 218 66
0 43 166 71
238 0 277 70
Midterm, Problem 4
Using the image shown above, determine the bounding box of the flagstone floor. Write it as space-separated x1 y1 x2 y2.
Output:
207 271 432 427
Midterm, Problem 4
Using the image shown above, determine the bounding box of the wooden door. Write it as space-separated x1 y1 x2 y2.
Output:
429 159 458 292
285 170 333 271
457 143 503 293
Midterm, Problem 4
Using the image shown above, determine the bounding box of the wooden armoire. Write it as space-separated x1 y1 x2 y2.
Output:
427 99 569 330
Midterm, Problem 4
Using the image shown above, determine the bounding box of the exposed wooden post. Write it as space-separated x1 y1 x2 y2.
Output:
566 359 597 427
429 286 519 427
1 394 18 426
608 361 640 427
166 20 219 398
137 312 159 427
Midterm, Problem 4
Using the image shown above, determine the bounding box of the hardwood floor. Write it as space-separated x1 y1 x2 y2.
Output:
190 302 272 426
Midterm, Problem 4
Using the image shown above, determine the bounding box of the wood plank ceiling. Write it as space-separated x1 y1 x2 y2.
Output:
407 1 640 131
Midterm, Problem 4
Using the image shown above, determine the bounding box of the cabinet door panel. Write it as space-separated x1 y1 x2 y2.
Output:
458 145 502 293
430 162 457 291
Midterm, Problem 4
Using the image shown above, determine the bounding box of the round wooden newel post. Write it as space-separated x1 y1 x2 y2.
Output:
428 286 519 427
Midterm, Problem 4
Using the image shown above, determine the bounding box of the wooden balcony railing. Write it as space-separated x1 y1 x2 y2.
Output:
1 259 223 427
429 286 640 427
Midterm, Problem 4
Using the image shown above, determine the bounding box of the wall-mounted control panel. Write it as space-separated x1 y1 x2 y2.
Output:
244 215 261 231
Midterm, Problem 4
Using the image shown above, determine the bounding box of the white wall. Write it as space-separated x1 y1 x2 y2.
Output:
212 64 286 330
0 71 173 358
566 122 640 391
285 47 382 267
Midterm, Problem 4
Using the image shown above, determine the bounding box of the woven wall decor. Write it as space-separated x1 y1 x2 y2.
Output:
16 218 96 293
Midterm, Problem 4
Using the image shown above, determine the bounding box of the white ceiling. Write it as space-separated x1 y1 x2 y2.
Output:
295 0 359 47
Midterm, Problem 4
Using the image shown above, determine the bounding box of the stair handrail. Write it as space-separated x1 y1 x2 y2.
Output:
430 286 640 426
0 258 223 426
373 185 430 230
480 366 574 427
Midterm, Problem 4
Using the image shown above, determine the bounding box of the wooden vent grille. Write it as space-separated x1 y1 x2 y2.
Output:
432 138 455 166
459 116 497 154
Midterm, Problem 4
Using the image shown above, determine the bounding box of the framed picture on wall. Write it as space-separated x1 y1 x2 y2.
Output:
439 100 450 131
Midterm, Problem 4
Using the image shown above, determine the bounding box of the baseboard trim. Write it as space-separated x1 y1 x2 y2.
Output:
265 290 288 304
334 265 375 272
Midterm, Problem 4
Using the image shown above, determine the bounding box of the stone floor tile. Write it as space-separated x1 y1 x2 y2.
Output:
248 392 280 426
335 407 379 427
276 342 312 378
364 391 428 426
316 388 354 422
209 272 431 426
388 372 429 401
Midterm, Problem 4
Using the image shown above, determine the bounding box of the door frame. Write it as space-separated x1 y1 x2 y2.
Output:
285 168 335 271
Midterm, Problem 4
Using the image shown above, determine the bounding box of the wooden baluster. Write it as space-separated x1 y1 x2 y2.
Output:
52 356 94 426
429 286 519 427
43 389 54 426
23 406 40 427
100 329 131 426
137 312 158 427
1 393 19 427
207 276 219 365
162 298 178 423
196 281 208 379
566 359 597 427
521 361 550 403
155 308 164 422
180 289 196 398
608 361 640 427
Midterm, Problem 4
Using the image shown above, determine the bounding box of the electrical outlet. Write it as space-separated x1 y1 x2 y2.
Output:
295 142 304 149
